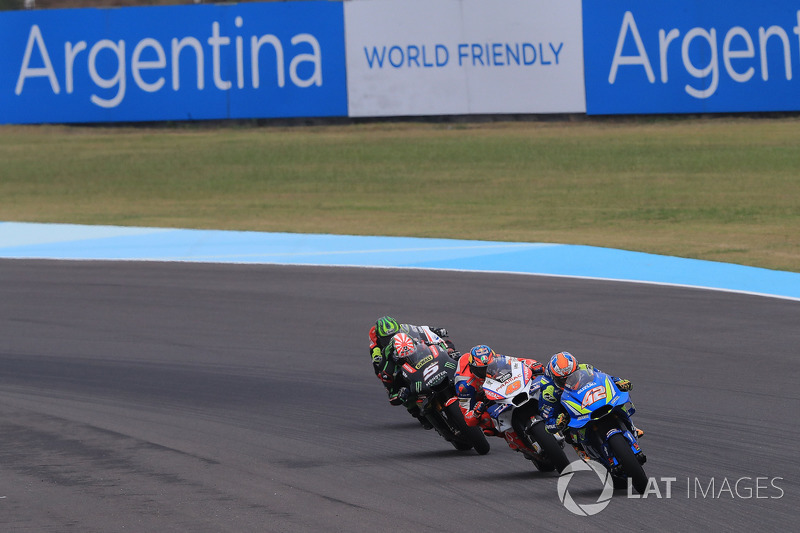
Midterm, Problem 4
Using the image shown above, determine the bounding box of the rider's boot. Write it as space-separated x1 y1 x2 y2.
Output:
572 444 590 462
563 431 590 462
482 428 498 436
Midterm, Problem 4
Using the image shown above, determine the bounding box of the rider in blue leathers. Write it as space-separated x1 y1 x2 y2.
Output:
538 351 639 458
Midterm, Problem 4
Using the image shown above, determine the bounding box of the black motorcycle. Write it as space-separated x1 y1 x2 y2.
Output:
398 341 490 455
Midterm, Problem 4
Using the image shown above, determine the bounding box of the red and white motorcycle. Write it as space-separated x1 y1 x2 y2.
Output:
482 356 570 472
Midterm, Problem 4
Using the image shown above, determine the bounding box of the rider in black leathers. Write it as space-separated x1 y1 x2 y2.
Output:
369 315 459 428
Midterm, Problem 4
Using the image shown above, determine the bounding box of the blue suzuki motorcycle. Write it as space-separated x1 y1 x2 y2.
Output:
559 367 648 493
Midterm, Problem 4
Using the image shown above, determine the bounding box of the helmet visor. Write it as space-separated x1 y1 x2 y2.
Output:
472 364 487 379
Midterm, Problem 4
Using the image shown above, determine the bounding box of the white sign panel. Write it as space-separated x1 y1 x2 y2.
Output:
345 0 586 117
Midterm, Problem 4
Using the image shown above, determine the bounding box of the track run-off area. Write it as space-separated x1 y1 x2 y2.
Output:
0 222 798 531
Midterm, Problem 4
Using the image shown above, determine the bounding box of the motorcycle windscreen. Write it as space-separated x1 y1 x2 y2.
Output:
563 368 595 391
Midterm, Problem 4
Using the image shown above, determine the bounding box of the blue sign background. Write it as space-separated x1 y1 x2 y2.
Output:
0 2 347 123
584 0 800 114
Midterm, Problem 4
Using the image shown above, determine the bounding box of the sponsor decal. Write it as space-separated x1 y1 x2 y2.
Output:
415 354 434 369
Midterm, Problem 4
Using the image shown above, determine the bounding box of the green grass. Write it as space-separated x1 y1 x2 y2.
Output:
1 118 799 272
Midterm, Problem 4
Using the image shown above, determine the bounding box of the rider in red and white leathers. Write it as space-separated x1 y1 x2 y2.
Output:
455 344 545 458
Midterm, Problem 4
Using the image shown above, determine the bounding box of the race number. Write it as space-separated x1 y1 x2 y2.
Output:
581 385 607 408
423 363 441 381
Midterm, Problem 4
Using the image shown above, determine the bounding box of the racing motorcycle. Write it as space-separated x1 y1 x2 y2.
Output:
399 340 490 455
481 357 570 472
559 366 648 493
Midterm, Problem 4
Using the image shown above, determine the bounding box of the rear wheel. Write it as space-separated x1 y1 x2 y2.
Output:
444 402 490 455
608 433 648 494
530 422 570 473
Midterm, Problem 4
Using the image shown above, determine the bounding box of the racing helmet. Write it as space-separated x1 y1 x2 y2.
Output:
392 333 416 360
546 351 578 389
467 345 495 379
374 316 401 348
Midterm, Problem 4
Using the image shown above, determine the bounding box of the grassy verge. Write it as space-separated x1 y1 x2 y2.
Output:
1 117 798 272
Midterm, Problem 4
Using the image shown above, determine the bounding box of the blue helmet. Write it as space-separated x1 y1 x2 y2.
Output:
467 345 495 379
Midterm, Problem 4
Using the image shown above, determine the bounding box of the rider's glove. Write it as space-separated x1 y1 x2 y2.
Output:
431 327 448 338
616 379 632 392
371 346 382 363
397 387 410 403
444 340 461 359
389 387 409 406
473 401 488 416
555 413 569 431
528 362 544 375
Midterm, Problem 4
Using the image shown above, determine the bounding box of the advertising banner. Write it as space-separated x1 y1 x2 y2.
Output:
0 1 347 123
584 0 800 114
345 0 586 117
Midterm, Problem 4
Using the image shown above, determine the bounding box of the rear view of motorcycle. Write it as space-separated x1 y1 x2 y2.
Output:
482 358 570 472
399 341 490 455
559 367 648 493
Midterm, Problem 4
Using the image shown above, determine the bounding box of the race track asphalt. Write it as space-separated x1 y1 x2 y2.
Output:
0 259 797 532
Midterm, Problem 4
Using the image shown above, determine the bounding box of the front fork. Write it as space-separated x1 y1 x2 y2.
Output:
582 416 643 472
565 415 640 465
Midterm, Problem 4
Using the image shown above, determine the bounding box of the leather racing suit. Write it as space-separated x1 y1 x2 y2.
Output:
455 353 545 457
369 323 452 407
538 363 628 434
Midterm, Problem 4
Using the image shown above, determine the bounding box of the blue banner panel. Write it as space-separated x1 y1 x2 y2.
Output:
583 1 800 114
0 2 346 123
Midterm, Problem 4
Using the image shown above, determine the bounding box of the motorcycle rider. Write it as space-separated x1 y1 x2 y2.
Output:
538 351 642 461
455 344 546 460
369 316 458 428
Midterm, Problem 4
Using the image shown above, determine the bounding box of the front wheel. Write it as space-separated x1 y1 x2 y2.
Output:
530 422 570 473
608 433 648 494
444 402 490 455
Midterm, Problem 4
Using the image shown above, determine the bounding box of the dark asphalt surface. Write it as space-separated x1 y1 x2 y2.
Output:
0 259 797 532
